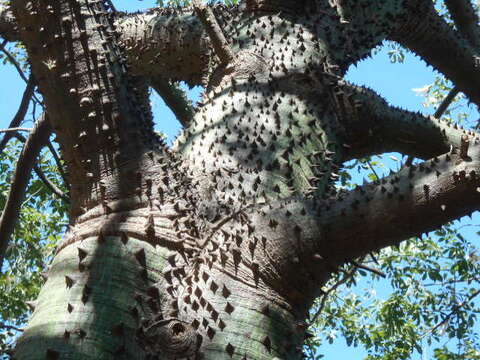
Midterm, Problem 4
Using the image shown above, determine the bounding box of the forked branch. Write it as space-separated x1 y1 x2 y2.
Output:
331 81 474 160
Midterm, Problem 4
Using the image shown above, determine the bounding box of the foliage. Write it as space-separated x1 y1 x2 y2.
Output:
0 140 68 357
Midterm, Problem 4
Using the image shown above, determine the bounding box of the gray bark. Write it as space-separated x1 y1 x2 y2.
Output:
1 0 480 359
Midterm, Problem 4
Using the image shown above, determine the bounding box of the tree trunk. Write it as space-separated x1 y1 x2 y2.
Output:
3 0 480 359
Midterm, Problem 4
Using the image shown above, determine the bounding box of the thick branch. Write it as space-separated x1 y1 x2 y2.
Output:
334 81 475 160
389 0 480 107
149 77 194 128
445 0 480 49
116 7 212 86
315 144 480 264
0 114 51 271
245 0 306 13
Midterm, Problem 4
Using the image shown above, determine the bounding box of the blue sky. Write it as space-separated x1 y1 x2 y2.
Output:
0 1 479 359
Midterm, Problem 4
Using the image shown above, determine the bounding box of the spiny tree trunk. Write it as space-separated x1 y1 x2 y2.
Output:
2 0 480 359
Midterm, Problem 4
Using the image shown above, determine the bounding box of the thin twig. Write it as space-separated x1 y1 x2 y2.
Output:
12 133 69 202
434 87 460 118
45 140 69 190
350 260 386 278
366 159 379 180
309 267 358 325
0 322 24 332
0 45 28 83
0 75 35 154
0 127 32 133
0 46 42 105
32 163 69 203
423 288 480 337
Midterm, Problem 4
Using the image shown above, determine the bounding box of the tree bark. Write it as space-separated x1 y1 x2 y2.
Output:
2 0 480 359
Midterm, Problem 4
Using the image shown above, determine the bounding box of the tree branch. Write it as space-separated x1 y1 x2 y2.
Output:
445 0 480 49
0 113 51 271
333 81 474 160
13 131 70 203
315 143 480 265
0 43 29 84
389 0 480 107
192 0 234 65
0 127 32 133
45 140 69 191
0 322 24 332
424 287 480 337
0 74 35 154
245 0 306 14
434 87 460 119
31 162 69 203
308 266 357 325
116 7 213 86
149 77 194 128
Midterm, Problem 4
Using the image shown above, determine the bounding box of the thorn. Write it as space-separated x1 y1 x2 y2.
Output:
222 285 231 298
225 302 234 314
262 335 272 352
78 248 88 262
120 232 128 245
207 326 215 339
97 232 105 244
81 285 91 304
225 342 235 357
46 349 60 360
65 276 75 288
26 300 37 311
134 248 147 267
460 135 470 159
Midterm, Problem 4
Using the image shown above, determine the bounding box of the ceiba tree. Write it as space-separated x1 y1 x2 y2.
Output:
0 0 479 358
